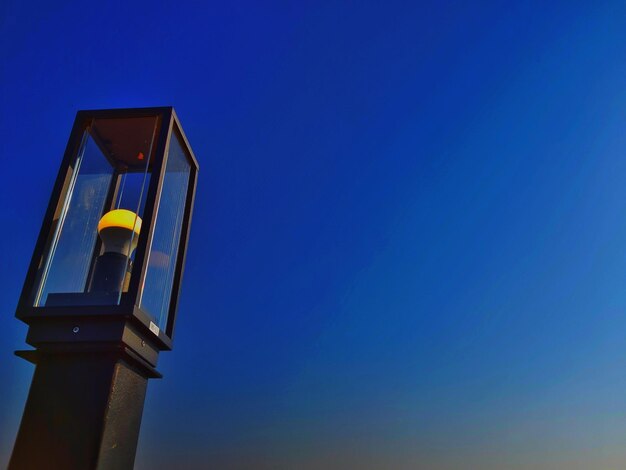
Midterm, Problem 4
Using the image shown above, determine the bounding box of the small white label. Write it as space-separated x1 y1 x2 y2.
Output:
149 322 160 336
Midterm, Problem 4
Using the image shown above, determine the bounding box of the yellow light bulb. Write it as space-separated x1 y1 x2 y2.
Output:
97 209 142 255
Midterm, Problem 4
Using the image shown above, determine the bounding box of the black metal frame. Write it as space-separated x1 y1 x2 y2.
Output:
15 107 199 351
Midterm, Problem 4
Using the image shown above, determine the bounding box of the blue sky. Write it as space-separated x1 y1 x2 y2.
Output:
2 2 626 468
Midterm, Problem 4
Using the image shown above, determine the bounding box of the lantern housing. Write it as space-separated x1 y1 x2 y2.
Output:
15 107 198 373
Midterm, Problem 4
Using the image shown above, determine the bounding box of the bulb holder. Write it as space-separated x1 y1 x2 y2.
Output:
88 252 129 294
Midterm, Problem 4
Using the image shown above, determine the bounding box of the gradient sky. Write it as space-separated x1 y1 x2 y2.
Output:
2 2 626 469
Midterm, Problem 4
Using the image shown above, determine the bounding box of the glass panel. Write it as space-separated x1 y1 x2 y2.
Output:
140 130 191 329
34 134 113 305
32 116 158 307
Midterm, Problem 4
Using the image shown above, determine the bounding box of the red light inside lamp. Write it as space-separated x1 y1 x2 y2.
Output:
137 152 145 160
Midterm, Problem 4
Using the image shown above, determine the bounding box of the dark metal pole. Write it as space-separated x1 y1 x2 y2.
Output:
9 352 150 470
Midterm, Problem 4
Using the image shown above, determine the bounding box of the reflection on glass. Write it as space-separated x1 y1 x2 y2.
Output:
140 131 191 329
33 116 158 307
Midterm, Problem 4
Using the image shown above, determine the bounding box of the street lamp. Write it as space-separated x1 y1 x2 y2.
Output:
10 107 199 470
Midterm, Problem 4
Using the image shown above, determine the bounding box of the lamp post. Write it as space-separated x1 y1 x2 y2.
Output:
9 107 199 470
